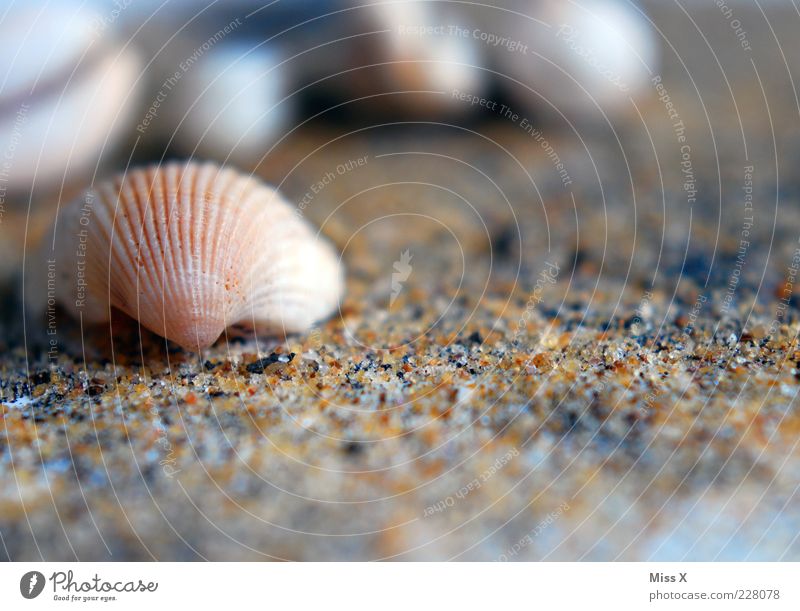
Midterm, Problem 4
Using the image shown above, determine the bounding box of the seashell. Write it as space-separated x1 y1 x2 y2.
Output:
294 1 487 117
168 43 292 164
0 3 143 194
37 161 343 351
474 0 657 119
365 1 486 113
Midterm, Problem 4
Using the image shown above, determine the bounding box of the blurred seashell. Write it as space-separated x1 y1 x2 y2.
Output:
369 2 485 111
297 1 487 117
480 0 657 118
38 162 343 350
0 4 143 194
169 43 292 163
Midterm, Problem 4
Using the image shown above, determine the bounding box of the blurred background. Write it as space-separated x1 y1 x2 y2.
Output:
1 0 798 291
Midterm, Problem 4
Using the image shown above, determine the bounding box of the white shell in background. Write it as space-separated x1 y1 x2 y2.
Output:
369 1 485 110
0 4 142 193
478 0 658 118
296 0 488 117
42 162 343 350
169 43 292 164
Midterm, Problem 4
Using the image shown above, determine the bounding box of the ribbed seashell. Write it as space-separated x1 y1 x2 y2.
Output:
40 162 343 351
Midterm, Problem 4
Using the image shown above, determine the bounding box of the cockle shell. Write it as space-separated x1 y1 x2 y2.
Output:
40 162 343 350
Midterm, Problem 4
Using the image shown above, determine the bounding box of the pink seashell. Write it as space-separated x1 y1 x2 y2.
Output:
41 161 343 350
